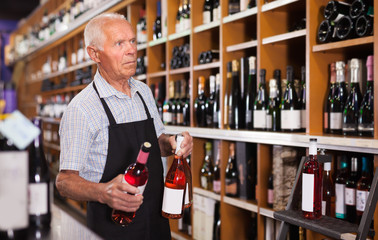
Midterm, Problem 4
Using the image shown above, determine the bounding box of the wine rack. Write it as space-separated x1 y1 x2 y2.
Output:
7 0 378 239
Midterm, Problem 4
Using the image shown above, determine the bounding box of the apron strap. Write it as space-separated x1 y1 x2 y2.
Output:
136 91 152 119
92 82 117 125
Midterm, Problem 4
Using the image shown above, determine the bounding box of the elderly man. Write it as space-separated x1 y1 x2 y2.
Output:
56 13 193 239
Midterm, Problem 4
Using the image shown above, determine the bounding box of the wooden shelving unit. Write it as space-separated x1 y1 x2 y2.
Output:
9 0 378 239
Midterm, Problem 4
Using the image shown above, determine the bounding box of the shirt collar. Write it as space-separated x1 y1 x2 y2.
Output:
93 70 138 99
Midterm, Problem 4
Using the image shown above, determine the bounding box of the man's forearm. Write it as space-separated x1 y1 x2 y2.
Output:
158 134 174 157
56 170 104 202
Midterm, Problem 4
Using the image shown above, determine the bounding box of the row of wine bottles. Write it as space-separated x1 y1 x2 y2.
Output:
317 0 374 43
136 55 147 76
323 55 374 137
302 139 374 227
198 50 219 65
170 44 190 69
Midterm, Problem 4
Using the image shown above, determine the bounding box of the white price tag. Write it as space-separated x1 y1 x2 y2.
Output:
0 110 40 149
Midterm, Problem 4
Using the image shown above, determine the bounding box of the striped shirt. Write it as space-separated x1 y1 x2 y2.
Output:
59 71 165 183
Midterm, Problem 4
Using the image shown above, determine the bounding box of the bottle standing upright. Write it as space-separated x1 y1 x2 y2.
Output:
345 157 358 223
225 143 239 197
356 156 372 224
322 160 335 217
358 55 374 137
200 141 214 190
162 135 186 219
253 69 268 131
302 138 322 219
244 56 256 130
194 76 207 127
335 155 348 220
330 61 348 134
112 142 150 226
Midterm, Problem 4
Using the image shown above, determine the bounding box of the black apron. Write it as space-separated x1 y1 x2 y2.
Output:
87 82 171 240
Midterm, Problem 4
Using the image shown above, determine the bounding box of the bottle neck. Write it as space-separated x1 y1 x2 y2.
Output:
137 150 149 165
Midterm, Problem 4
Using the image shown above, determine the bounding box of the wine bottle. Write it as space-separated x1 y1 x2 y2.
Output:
213 147 221 194
203 0 213 24
245 56 256 130
317 19 335 43
162 135 186 219
274 69 282 102
267 172 274 208
213 0 221 22
324 1 351 22
324 63 336 134
322 161 335 217
358 55 374 137
28 118 51 229
205 50 220 64
330 61 347 134
176 80 184 126
335 15 355 40
224 62 232 129
350 0 372 19
206 75 216 127
171 81 179 125
137 9 147 44
335 155 348 220
267 79 281 131
281 66 301 132
228 60 242 130
225 143 238 197
355 15 373 37
194 76 207 127
156 82 165 121
345 156 358 223
228 0 240 15
253 69 267 131
163 81 174 125
200 141 214 190
342 58 362 136
182 0 191 30
153 1 162 40
182 80 191 126
212 73 221 128
183 152 193 209
302 138 322 219
112 142 151 226
356 156 372 223
176 0 183 32
299 66 306 131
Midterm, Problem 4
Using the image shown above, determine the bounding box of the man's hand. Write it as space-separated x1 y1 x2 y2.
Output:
169 131 193 158
98 174 144 212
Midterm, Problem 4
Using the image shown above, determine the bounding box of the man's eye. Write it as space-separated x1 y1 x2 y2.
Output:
130 39 136 44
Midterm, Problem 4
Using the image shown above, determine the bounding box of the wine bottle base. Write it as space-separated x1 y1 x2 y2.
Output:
302 210 322 220
111 211 135 227
162 212 183 219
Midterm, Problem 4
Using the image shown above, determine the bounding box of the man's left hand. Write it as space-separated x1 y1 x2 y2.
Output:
169 131 193 158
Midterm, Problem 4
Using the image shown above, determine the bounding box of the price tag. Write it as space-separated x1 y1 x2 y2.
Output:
0 110 40 150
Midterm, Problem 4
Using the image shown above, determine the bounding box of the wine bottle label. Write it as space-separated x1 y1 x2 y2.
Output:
163 112 172 124
301 109 306 129
356 190 369 211
302 173 314 212
213 180 221 193
343 123 357 133
322 200 326 215
358 124 374 132
212 8 218 22
162 187 184 214
184 19 191 30
324 112 328 129
253 110 267 129
184 183 189 204
266 114 272 129
267 189 274 205
345 187 356 206
0 152 29 230
281 110 301 130
200 176 208 189
177 113 184 124
29 182 48 215
225 178 237 195
203 11 211 25
335 183 346 218
330 112 342 129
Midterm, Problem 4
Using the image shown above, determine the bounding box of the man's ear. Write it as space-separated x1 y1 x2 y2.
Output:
87 46 100 63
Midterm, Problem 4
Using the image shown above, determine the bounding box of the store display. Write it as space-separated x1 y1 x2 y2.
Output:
267 79 280 131
358 55 374 137
225 143 238 197
253 69 267 131
194 76 207 127
205 75 216 127
228 60 243 130
330 61 348 134
212 74 221 128
170 44 190 69
244 56 256 130
200 141 214 191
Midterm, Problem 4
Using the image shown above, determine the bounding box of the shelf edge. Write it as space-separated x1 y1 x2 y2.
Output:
261 0 299 12
262 29 306 45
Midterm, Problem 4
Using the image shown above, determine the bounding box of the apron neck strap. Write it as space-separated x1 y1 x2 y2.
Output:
136 91 151 119
92 82 117 125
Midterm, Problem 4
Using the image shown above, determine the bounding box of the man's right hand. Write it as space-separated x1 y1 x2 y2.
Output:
99 174 144 212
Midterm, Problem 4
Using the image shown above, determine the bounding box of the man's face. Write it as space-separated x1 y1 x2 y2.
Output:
97 19 137 81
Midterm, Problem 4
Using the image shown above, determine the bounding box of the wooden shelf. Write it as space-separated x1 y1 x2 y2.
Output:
43 141 61 151
193 21 220 33
30 60 95 83
137 43 147 50
134 74 147 81
165 126 378 154
193 62 221 71
149 37 167 47
312 36 374 52
226 40 258 52
223 7 257 24
261 0 300 12
41 117 61 124
168 30 191 41
171 231 191 240
223 196 258 213
193 187 221 201
259 207 275 219
40 84 87 96
169 67 190 75
148 71 167 78
262 29 306 45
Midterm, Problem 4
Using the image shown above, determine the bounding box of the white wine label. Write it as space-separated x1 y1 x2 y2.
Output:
281 110 301 129
345 187 356 206
203 12 211 25
335 183 346 218
162 187 184 214
266 114 272 129
0 110 40 150
29 183 48 215
301 109 306 129
302 173 314 212
246 110 252 122
163 112 172 123
253 110 267 129
0 152 28 230
322 200 326 215
201 176 208 189
330 112 342 129
356 190 369 211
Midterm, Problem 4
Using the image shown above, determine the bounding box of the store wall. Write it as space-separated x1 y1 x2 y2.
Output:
0 19 18 82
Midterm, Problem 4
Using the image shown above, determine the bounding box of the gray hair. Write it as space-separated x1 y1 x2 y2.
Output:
84 13 127 51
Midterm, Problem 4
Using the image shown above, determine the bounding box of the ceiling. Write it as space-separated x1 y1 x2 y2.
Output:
0 0 39 21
